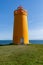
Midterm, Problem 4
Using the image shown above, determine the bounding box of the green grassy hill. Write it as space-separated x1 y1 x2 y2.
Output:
0 44 43 65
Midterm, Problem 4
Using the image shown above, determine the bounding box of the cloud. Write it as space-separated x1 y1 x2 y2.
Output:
0 27 43 40
0 31 13 40
29 28 43 40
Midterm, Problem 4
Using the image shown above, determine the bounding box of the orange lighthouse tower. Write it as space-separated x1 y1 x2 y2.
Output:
13 6 29 44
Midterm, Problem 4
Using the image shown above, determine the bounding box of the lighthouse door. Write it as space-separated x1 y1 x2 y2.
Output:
20 38 24 44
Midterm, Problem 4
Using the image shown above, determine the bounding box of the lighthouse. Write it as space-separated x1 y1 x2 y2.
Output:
13 6 29 44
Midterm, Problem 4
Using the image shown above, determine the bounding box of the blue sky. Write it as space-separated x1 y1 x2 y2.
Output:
0 0 43 40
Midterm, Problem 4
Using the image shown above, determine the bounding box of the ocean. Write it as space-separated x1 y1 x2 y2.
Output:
0 40 43 45
29 40 43 44
0 40 12 45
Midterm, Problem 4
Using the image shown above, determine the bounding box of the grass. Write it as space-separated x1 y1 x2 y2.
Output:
0 44 43 65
